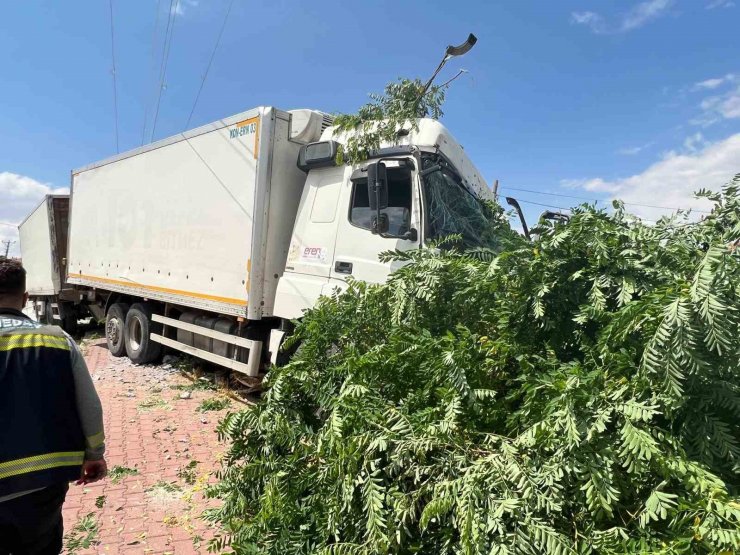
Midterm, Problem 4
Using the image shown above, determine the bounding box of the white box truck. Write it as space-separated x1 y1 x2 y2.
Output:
23 105 497 379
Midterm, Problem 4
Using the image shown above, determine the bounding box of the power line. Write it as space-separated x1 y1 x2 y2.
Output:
150 0 177 142
500 185 712 214
185 0 236 130
182 136 249 216
510 198 701 227
108 0 119 153
501 186 599 203
513 198 573 212
151 0 180 143
141 0 165 146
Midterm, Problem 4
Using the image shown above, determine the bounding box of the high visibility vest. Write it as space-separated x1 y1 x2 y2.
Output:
0 311 85 497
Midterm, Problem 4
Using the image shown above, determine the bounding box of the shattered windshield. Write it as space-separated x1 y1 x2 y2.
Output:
421 158 500 249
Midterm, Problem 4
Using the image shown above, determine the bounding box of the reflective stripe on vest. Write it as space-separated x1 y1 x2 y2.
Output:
86 430 106 451
0 451 85 480
0 333 70 352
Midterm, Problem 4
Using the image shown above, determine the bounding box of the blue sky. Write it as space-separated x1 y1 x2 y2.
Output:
2 0 739 255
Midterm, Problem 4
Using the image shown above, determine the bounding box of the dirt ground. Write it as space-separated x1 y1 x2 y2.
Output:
61 335 238 554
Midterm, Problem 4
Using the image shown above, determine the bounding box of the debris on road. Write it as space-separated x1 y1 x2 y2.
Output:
63 338 232 553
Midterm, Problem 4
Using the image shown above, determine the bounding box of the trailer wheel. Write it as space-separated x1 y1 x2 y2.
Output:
40 300 54 325
124 303 162 364
60 304 79 337
106 303 129 357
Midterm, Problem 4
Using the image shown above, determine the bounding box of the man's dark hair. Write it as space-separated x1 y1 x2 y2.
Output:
0 259 26 296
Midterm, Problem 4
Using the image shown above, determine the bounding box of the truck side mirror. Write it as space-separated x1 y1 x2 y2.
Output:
367 162 389 212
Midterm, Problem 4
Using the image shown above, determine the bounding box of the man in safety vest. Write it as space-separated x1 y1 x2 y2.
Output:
0 259 107 554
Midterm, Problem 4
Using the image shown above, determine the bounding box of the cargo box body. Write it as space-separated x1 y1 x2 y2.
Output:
19 195 69 296
67 107 310 320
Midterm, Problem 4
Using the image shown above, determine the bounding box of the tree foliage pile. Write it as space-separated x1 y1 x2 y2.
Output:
332 78 445 164
208 180 740 554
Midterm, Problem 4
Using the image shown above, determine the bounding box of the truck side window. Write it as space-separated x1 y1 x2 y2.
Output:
349 167 412 237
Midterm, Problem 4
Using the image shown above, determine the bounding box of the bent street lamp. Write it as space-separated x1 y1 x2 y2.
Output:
420 33 478 98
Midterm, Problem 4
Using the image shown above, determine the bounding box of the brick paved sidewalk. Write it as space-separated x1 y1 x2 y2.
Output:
62 338 235 554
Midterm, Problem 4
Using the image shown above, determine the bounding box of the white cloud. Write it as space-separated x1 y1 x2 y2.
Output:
722 93 740 118
561 177 621 193
694 76 730 90
621 0 673 31
0 172 68 257
562 134 740 221
696 84 740 125
571 0 673 34
618 142 654 155
571 11 606 33
173 0 199 16
687 73 740 126
683 132 709 152
706 0 735 8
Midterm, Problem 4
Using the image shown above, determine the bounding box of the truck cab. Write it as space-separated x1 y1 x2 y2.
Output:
274 119 497 319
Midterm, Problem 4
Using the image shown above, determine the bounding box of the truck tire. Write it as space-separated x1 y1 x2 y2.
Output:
106 303 129 357
124 303 162 365
40 300 54 325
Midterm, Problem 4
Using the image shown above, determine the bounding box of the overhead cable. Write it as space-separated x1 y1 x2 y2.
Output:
513 198 573 211
500 185 711 214
108 0 119 153
151 0 181 142
141 0 165 145
185 0 237 130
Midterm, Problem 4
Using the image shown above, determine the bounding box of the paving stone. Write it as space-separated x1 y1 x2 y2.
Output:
62 341 228 554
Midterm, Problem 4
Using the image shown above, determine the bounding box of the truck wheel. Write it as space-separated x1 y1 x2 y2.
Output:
40 300 54 325
106 303 129 357
61 305 79 337
125 303 162 364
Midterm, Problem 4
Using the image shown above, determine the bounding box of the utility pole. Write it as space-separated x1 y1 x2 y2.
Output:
2 240 16 258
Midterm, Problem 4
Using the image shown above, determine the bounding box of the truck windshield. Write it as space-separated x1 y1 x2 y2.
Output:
422 162 499 249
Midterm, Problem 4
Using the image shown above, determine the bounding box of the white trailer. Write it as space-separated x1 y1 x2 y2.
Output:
18 195 83 330
25 105 498 380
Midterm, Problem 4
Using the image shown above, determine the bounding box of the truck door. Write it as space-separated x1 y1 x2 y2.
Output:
329 159 420 285
274 166 344 319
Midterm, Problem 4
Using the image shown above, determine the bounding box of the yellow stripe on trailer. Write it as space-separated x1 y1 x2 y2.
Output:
0 334 70 352
0 451 84 480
